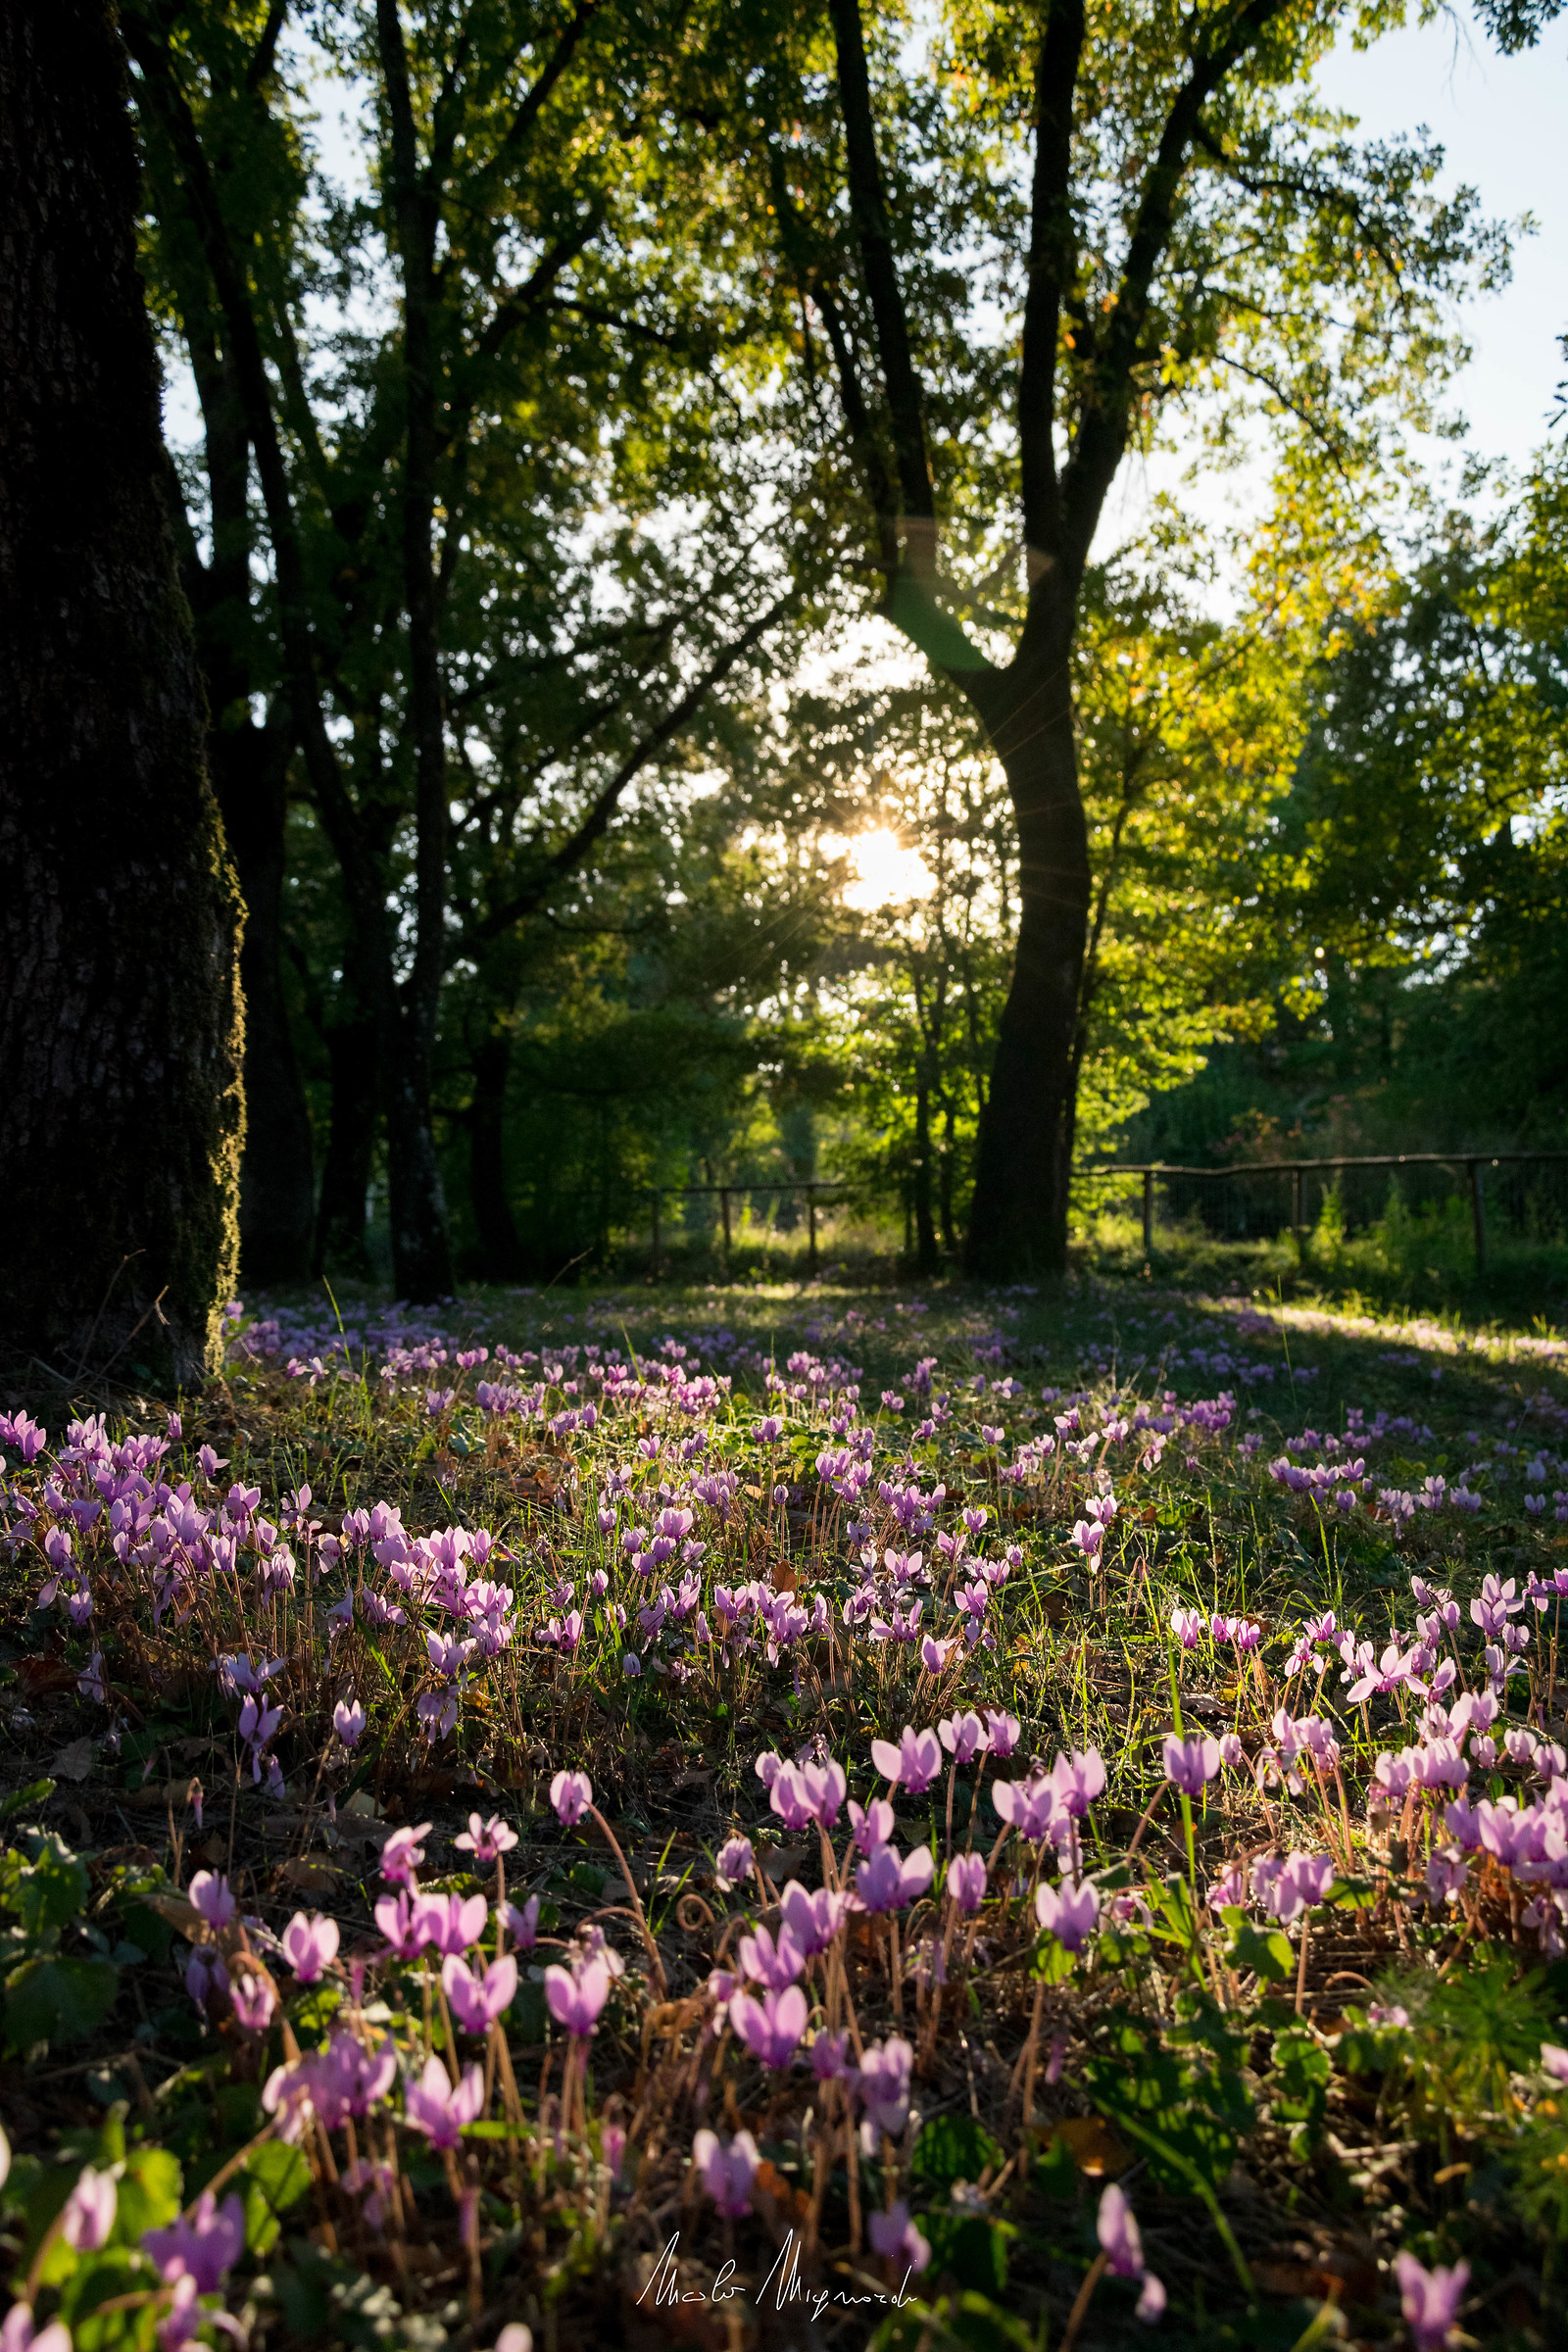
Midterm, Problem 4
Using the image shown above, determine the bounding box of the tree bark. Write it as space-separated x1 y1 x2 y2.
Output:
961 628 1091 1279
467 1027 528 1280
209 719 316 1283
0 0 244 1388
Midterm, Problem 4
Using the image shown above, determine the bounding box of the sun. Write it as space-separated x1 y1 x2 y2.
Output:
839 826 935 911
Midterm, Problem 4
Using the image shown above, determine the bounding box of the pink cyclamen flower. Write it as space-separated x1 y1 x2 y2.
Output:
939 1710 990 1764
715 1836 755 1886
281 1911 340 1984
1170 1605 1205 1648
869 2200 931 2274
1394 2253 1470 2352
855 1841 936 1914
856 2035 913 2136
1162 1734 1221 1795
443 1952 518 2034
871 1725 943 1794
142 2187 245 2292
1217 1732 1246 1769
738 1922 808 1989
403 2055 485 2149
379 1821 433 1886
692 2128 760 2218
946 1852 987 1912
1098 2181 1166 2322
729 1984 808 2068
1542 2043 1568 2082
503 1895 540 1950
187 1869 235 1929
374 1891 431 1962
2 2311 72 2352
550 1769 593 1827
418 1890 490 1957
982 1709 1021 1758
455 1812 517 1862
849 1796 896 1856
230 1972 276 2032
1035 1877 1101 1955
1049 1747 1106 1817
780 1880 850 1955
333 1696 366 1748
545 1958 612 2039
61 2164 117 2250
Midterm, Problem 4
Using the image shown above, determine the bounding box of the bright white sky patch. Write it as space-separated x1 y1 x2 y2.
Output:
826 826 937 910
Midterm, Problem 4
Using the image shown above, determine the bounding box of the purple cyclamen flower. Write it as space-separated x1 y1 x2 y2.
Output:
946 1852 987 1913
545 1958 611 2038
738 1922 808 1989
871 1725 943 1794
1170 1605 1204 1648
1 2312 71 2352
142 2187 244 2292
1049 1747 1106 1817
1035 1877 1101 1955
418 1890 490 1957
61 2165 117 2249
1394 2253 1470 2352
1542 2043 1568 2082
856 2035 913 2135
982 1709 1021 1758
855 1841 936 1914
379 1821 432 1886
503 1894 540 1950
230 1972 276 2032
403 2056 485 2149
333 1696 366 1748
869 2200 931 2274
281 1911 340 1984
692 2128 760 2218
849 1796 896 1855
1162 1734 1221 1795
454 1812 518 1862
1098 2181 1166 2322
187 1870 235 1929
715 1836 755 1886
442 1952 518 2034
1218 1732 1246 1769
729 1984 808 2068
550 1769 593 1827
780 1880 849 1955
939 1710 989 1764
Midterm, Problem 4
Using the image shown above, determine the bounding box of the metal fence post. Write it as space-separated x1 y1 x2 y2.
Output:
1469 1160 1487 1273
1142 1168 1153 1258
808 1187 818 1276
650 1189 661 1281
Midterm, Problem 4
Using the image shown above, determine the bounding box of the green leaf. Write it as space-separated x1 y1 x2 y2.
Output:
922 2211 1009 2296
0 1779 56 1821
57 2244 153 2351
113 2145 183 2242
16 1833 90 1936
241 2141 312 2256
4 1953 118 2052
1224 1912 1296 1985
909 2113 1004 2193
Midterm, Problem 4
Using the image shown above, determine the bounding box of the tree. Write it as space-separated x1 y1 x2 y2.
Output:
696 0 1507 1273
0 0 244 1388
129 0 798 1298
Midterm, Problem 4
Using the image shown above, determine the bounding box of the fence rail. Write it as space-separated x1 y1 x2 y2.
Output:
1089 1152 1568 1270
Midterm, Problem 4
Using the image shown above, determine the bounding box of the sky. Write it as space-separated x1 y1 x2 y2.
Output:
1100 3 1568 554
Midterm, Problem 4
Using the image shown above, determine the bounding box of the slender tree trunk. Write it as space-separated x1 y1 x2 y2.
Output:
468 1029 527 1280
210 720 316 1282
0 0 244 1390
912 1060 939 1274
961 630 1092 1280
314 1013 378 1277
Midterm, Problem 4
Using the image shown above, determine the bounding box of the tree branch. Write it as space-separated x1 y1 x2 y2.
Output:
1019 0 1086 566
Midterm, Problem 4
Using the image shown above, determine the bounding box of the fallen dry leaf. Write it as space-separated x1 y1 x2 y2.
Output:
276 1854 343 1892
1050 2115 1132 2177
51 1736 95 1782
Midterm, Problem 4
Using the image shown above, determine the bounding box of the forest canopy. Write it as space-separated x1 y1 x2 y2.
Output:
120 0 1568 1294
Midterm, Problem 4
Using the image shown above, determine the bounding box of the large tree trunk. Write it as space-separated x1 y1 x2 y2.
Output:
0 0 244 1390
962 634 1091 1279
210 720 316 1283
314 1011 378 1277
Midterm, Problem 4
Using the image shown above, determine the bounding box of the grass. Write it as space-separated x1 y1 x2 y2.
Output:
2 1266 1567 2352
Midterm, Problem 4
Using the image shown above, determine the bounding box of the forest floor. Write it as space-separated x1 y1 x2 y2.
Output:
2 1265 1568 2352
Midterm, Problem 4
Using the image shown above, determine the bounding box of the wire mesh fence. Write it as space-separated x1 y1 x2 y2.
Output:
1080 1152 1568 1269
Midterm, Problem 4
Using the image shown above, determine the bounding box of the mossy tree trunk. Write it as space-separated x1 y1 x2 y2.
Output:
0 0 244 1390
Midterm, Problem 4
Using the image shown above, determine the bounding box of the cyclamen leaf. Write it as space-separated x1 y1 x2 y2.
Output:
4 1953 118 2053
